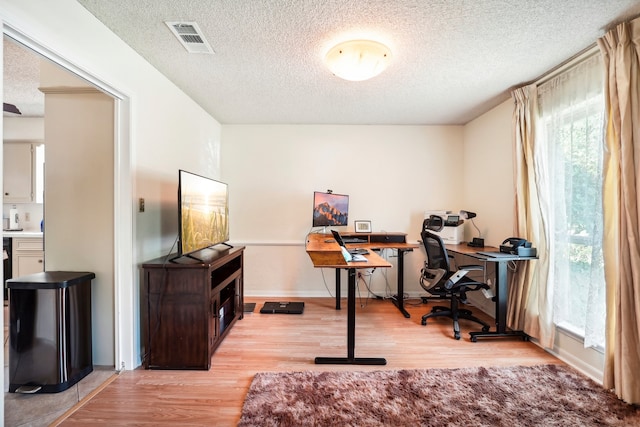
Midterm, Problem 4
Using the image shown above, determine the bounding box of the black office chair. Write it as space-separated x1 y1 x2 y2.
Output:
419 216 491 340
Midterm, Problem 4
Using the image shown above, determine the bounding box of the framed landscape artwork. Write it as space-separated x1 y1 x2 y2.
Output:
354 220 372 233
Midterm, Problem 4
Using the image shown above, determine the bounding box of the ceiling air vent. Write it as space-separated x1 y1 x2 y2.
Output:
165 21 214 54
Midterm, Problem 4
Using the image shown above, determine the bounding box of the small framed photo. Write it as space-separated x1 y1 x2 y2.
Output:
354 220 372 233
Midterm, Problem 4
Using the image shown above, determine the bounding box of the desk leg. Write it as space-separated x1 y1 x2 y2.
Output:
316 268 387 365
335 269 341 310
390 249 411 318
469 260 528 342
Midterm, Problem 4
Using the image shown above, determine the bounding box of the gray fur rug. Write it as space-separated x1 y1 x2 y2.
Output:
238 364 640 426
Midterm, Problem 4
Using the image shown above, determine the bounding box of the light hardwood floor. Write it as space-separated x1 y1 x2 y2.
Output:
57 296 561 426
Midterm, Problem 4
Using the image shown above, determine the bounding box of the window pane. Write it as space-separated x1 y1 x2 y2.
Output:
538 54 605 349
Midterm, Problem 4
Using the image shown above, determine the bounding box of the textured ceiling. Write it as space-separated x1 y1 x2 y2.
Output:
3 38 44 118
5 1 640 124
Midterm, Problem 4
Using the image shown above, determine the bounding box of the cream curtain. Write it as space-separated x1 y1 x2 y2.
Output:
598 16 640 405
509 84 554 348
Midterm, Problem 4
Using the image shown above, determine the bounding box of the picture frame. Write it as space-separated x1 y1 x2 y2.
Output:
354 220 372 233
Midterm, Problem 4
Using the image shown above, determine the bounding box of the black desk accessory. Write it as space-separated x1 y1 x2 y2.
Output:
468 237 485 247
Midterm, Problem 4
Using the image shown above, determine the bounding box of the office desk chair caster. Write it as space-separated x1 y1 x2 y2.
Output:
421 300 491 340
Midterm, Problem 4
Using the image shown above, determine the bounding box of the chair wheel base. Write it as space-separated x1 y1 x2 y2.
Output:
421 319 427 326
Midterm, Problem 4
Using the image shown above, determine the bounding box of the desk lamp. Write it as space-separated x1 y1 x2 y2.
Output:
460 210 484 247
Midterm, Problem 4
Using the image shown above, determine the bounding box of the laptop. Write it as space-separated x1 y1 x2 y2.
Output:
331 230 369 255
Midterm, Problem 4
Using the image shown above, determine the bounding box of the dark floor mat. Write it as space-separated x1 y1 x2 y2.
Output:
244 302 256 313
259 301 304 314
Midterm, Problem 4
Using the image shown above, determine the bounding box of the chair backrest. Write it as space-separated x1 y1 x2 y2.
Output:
421 219 451 273
424 215 444 232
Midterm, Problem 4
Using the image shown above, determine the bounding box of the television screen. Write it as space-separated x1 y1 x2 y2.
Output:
178 170 229 256
312 191 349 227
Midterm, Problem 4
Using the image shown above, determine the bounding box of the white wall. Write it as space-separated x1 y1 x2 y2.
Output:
221 124 464 297
1 0 222 372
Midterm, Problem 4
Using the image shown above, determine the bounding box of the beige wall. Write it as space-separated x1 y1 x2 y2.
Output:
462 99 515 247
42 73 115 365
3 117 43 141
220 105 516 302
461 99 514 315
221 124 467 297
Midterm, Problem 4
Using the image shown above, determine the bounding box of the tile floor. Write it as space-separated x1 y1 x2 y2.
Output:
4 303 115 426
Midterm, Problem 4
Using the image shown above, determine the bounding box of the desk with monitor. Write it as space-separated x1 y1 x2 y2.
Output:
445 243 537 341
331 232 419 318
305 233 392 365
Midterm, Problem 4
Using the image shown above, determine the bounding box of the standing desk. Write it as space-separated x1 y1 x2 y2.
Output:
334 232 419 318
305 233 391 365
445 243 537 341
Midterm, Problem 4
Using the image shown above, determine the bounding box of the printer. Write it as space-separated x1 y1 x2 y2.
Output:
424 210 464 244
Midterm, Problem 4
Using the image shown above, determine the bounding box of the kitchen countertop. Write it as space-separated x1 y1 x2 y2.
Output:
3 230 43 238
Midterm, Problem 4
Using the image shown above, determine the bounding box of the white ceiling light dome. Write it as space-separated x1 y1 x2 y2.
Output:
324 39 392 82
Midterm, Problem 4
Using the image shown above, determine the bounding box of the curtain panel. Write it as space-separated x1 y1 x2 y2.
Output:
598 16 640 405
510 85 554 349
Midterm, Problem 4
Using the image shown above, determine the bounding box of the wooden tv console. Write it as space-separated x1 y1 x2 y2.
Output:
141 246 244 370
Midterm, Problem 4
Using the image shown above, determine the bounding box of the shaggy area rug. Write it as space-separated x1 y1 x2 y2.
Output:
238 364 640 426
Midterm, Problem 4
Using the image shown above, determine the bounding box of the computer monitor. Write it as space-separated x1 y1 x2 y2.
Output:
312 191 349 227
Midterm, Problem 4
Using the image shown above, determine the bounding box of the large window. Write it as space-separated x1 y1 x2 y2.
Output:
537 54 605 349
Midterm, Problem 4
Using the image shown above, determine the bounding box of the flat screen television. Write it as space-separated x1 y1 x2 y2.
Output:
178 170 230 257
312 191 349 227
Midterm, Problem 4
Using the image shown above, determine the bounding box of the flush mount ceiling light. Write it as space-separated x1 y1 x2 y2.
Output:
324 40 392 81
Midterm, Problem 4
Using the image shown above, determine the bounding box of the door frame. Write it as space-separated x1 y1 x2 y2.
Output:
2 24 135 371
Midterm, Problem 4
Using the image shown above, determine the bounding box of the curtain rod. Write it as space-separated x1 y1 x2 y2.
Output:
518 13 640 89
534 42 599 86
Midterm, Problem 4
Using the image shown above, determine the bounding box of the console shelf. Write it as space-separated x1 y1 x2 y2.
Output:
341 231 408 244
142 246 244 370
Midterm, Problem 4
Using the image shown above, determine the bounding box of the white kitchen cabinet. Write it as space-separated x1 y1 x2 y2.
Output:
3 142 34 203
12 237 44 277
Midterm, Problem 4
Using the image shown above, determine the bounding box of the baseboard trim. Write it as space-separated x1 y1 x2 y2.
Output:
49 372 120 426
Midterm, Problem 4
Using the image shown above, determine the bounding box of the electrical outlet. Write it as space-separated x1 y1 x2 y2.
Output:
139 198 145 212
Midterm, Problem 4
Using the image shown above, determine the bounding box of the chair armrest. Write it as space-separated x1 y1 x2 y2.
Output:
459 264 483 271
